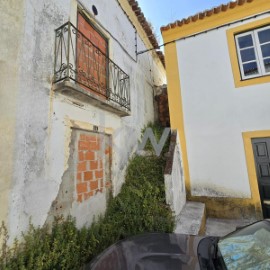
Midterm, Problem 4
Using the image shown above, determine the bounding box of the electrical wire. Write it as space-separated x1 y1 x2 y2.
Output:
136 11 270 56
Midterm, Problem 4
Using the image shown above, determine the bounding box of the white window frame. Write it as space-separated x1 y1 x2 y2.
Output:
235 25 270 80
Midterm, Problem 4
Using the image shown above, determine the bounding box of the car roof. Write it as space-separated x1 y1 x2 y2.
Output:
85 233 202 270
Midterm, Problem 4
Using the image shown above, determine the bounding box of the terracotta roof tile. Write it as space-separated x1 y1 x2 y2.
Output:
161 0 254 32
127 0 165 67
206 10 213 17
192 15 198 22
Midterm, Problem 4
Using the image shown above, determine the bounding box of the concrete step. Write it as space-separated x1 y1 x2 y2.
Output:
174 201 206 235
205 218 257 237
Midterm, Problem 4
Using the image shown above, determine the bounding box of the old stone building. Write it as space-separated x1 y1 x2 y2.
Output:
0 0 166 239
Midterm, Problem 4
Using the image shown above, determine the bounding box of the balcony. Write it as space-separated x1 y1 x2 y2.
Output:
53 22 130 116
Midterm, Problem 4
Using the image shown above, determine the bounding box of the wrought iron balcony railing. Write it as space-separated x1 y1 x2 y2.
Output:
54 22 130 111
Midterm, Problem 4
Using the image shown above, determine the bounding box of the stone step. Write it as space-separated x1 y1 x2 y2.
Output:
174 201 206 236
205 218 257 237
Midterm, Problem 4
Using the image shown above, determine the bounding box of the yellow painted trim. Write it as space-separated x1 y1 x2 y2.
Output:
163 0 270 205
164 42 191 196
164 43 266 218
118 0 153 49
162 0 270 43
186 130 270 219
227 17 270 87
69 119 114 135
62 119 114 171
242 130 270 213
117 0 165 71
76 0 165 75
188 196 262 219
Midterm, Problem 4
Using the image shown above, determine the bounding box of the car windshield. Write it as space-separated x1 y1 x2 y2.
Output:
217 221 270 270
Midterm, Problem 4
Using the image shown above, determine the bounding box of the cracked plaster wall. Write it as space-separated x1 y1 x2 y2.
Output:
0 0 26 231
3 0 166 240
164 132 186 216
7 0 71 239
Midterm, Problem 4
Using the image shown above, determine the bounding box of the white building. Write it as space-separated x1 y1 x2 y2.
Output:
162 0 270 219
0 0 166 239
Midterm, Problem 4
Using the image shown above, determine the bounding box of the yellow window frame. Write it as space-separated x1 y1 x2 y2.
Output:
227 17 270 88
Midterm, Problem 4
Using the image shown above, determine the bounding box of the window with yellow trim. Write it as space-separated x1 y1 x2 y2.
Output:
235 26 270 80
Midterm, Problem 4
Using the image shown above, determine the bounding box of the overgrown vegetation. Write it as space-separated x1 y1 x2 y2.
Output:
141 122 170 153
0 123 174 269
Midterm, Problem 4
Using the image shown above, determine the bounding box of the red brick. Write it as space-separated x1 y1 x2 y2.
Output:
77 162 87 172
77 173 82 181
77 13 108 102
77 182 88 194
78 151 84 161
77 194 83 203
80 134 86 140
90 180 99 190
85 151 95 161
79 141 90 150
95 170 103 179
90 161 98 170
85 135 97 142
89 142 99 151
99 160 103 169
105 147 111 155
84 171 93 181
84 191 94 200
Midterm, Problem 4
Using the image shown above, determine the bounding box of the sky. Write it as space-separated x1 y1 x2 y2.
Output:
137 0 232 43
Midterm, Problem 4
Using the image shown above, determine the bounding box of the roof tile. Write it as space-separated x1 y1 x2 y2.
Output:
161 0 255 32
127 0 165 66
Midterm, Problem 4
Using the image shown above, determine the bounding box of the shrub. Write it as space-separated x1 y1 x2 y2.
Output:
140 122 170 154
0 124 174 269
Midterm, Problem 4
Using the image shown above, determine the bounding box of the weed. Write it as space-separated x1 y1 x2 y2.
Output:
0 124 173 269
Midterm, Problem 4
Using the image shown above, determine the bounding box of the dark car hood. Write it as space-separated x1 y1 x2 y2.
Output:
85 233 203 270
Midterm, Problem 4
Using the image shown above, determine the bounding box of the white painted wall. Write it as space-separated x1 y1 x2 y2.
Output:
9 0 71 240
5 0 166 239
164 132 186 216
176 14 270 198
0 0 25 231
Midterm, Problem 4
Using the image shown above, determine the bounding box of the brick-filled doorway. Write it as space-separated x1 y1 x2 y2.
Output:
75 130 112 203
77 12 108 98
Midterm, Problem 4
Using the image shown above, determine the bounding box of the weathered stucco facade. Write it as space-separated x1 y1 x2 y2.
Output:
162 0 270 219
0 0 166 239
0 0 26 236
